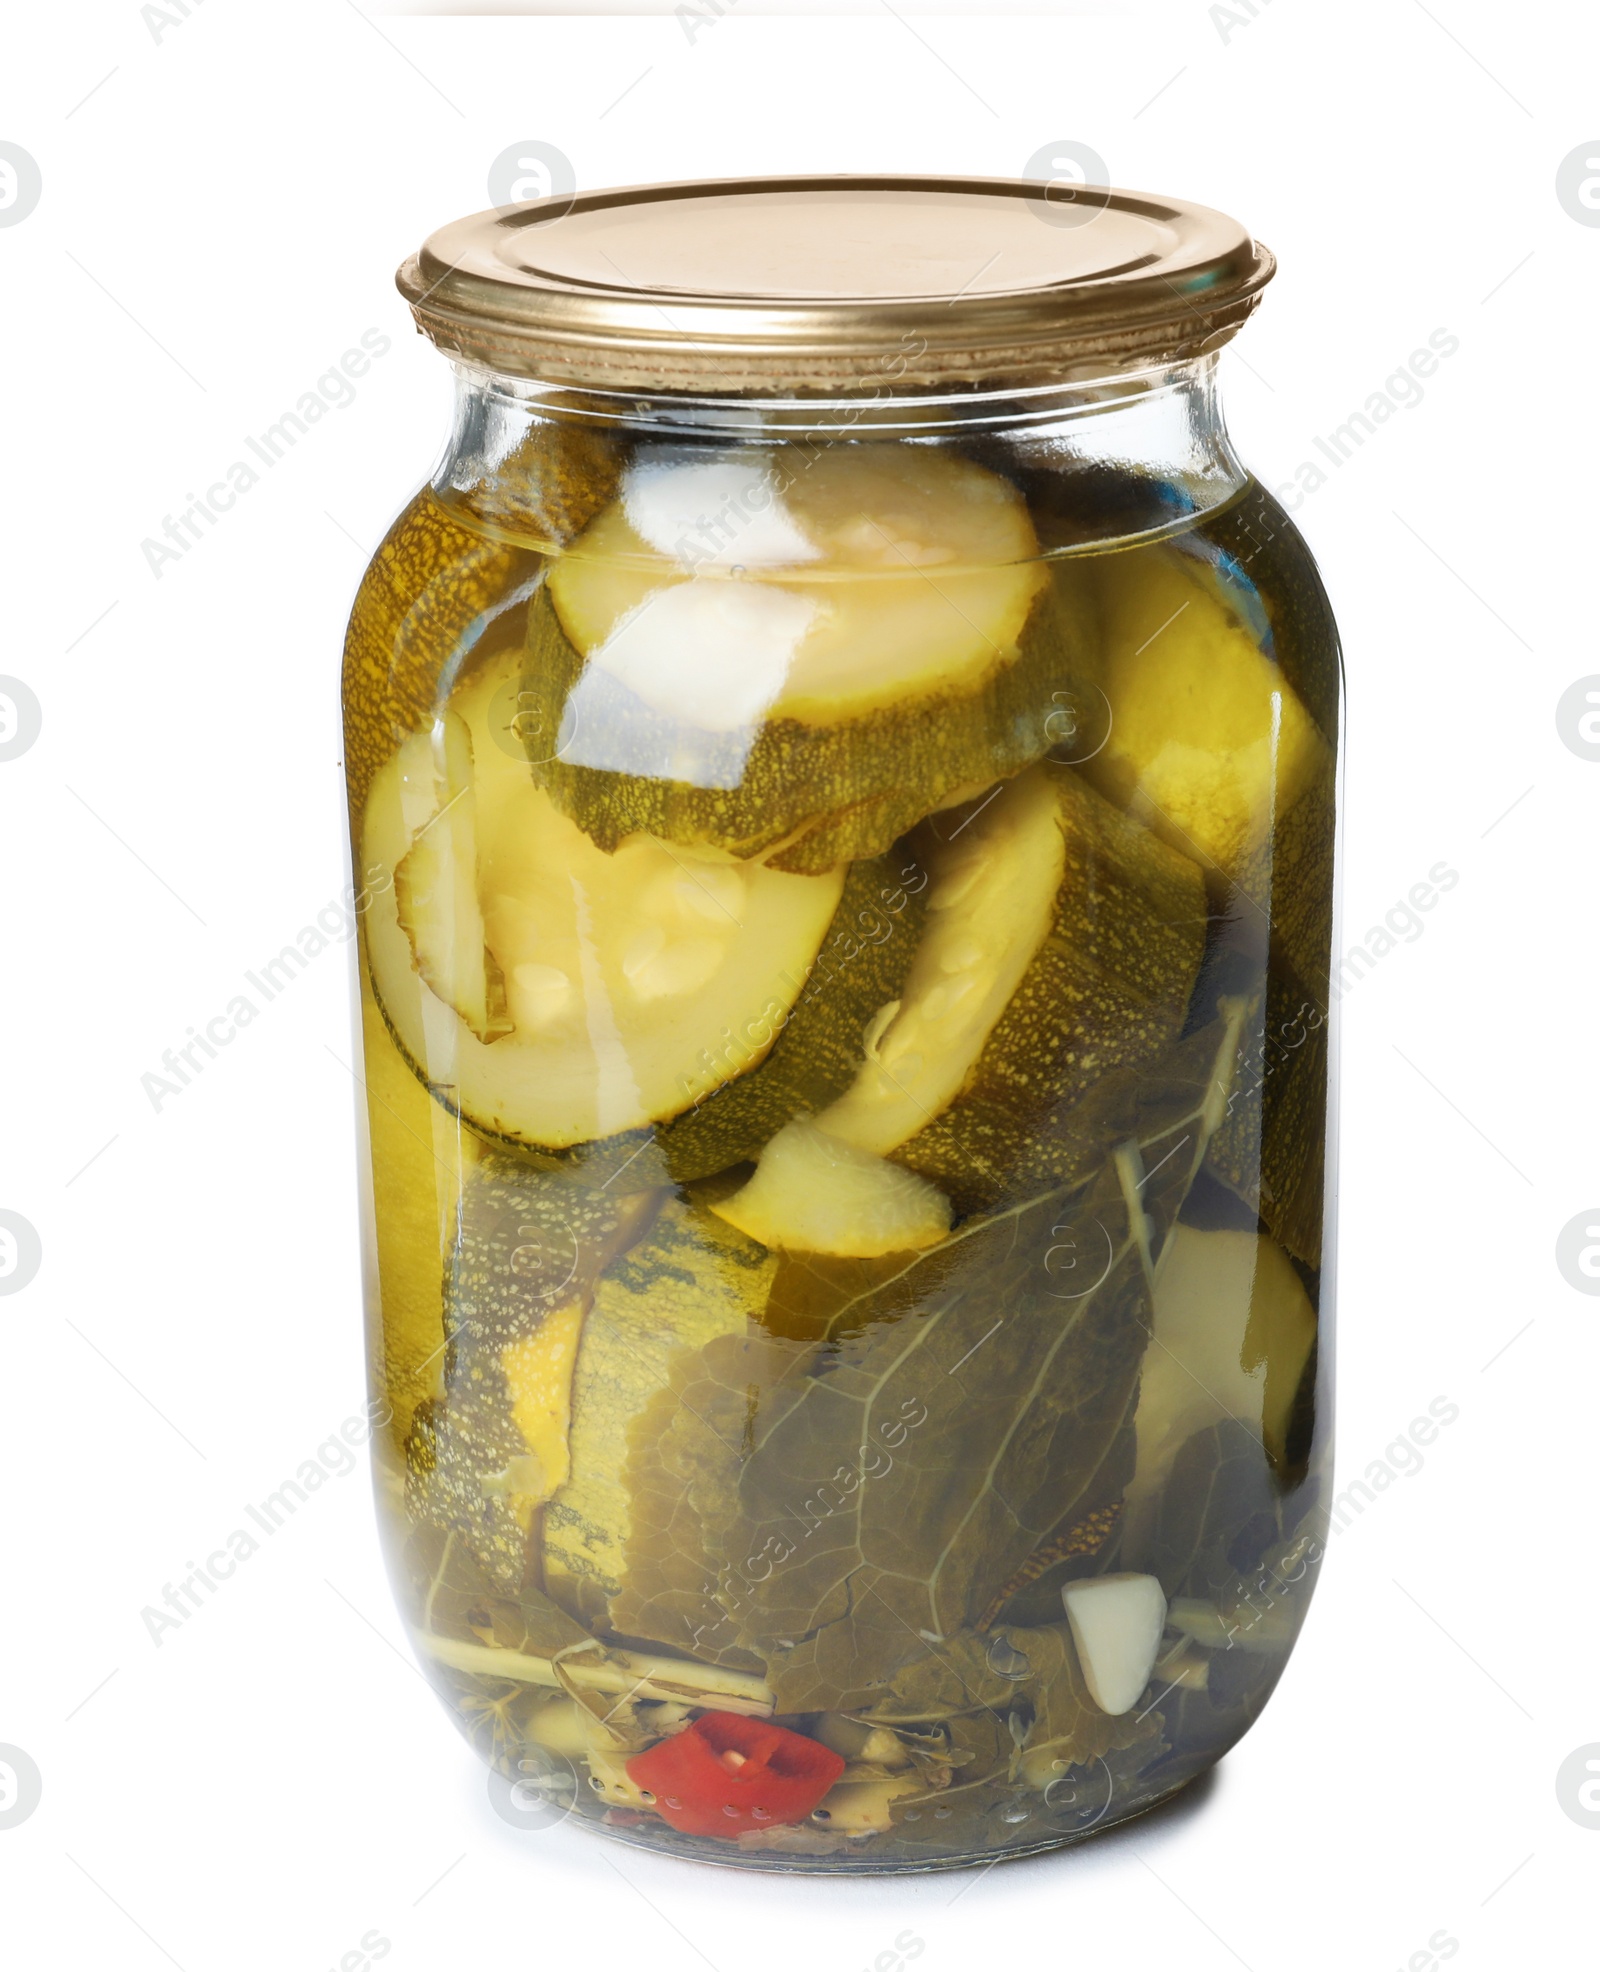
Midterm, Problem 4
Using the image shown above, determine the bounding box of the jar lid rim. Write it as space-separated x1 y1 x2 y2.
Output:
397 173 1274 392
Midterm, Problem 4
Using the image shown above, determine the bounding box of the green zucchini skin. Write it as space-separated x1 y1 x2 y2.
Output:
405 1157 659 1594
521 565 1099 874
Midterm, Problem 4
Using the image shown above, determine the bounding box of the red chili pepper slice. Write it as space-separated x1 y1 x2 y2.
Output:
625 1711 846 1839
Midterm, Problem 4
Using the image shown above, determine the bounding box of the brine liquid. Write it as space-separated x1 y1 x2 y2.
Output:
345 450 1338 1872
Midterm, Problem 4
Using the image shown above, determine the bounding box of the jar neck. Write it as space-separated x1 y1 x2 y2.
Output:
432 353 1248 552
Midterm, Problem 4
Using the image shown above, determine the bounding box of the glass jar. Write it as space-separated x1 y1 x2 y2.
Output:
343 175 1339 1872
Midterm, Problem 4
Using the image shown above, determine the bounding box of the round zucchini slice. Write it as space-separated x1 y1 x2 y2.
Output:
550 443 1045 724
818 765 1209 1209
360 645 849 1152
527 445 1097 872
543 1197 777 1632
1081 540 1331 886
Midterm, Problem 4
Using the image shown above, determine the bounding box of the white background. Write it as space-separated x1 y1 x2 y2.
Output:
3 3 1597 1968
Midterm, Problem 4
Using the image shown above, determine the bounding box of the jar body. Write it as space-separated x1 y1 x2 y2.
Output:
343 360 1338 1871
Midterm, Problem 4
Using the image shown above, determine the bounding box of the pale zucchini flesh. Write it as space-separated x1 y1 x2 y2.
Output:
710 1118 952 1258
1084 543 1329 882
1125 1222 1318 1518
549 445 1047 727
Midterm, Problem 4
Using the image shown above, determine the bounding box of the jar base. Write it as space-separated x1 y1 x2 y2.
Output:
562 1766 1214 1877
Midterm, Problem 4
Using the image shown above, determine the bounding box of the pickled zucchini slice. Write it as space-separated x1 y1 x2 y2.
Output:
406 1158 661 1593
816 766 1207 1207
528 445 1096 873
1083 542 1330 881
1083 539 1335 1255
1125 1224 1318 1521
550 445 1045 724
361 647 847 1151
1235 748 1337 998
542 1200 777 1630
711 1119 952 1257
818 770 1065 1156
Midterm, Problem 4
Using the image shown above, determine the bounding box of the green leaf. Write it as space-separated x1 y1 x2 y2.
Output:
609 1326 808 1670
975 1398 1138 1632
1136 1419 1320 1604
403 1521 588 1769
724 1006 1247 1711
404 1522 776 1763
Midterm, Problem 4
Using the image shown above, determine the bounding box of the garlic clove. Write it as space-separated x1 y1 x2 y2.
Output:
1061 1572 1168 1716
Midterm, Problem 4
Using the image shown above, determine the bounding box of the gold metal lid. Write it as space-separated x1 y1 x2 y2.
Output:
397 174 1274 394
